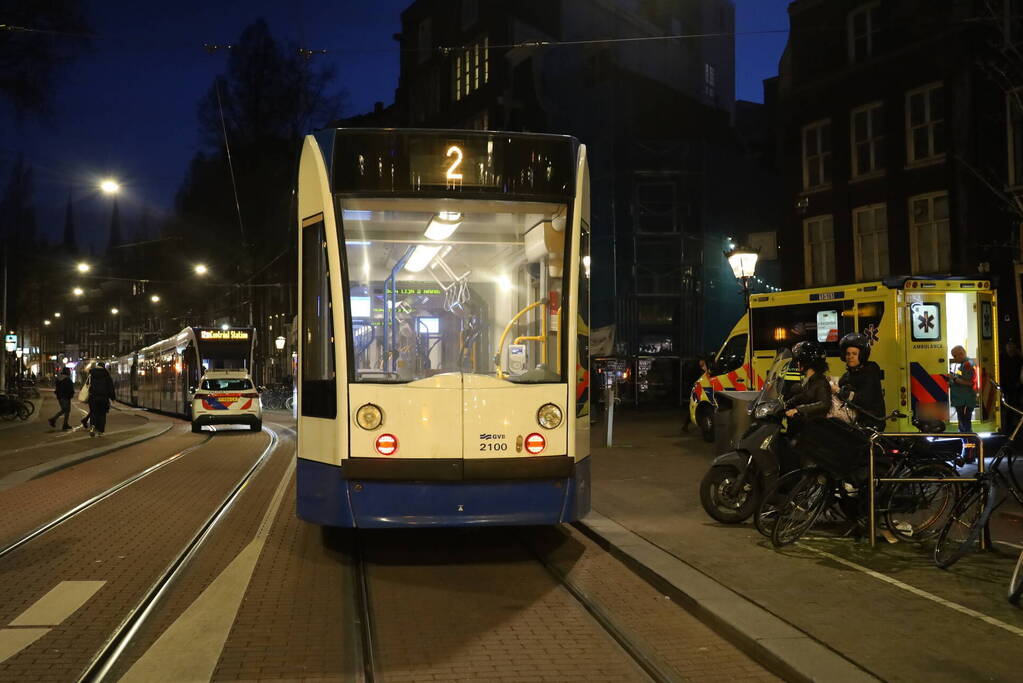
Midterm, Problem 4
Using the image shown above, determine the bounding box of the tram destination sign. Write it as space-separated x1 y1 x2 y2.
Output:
201 330 250 341
332 130 575 199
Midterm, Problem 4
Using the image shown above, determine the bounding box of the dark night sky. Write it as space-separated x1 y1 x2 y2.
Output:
0 0 790 249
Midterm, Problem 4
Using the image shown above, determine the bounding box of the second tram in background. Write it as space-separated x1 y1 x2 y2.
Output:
109 326 255 418
296 128 591 528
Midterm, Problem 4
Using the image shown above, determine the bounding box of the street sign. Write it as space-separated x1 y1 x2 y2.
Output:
4 334 16 353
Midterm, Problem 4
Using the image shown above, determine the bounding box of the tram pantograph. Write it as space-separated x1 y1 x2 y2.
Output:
296 128 590 527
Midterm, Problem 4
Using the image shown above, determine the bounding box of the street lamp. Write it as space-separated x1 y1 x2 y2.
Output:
724 243 760 388
72 287 84 297
54 312 61 318
275 335 286 351
76 262 91 273
150 294 160 303
99 179 120 195
43 319 51 326
220 323 230 331
111 308 119 315
194 264 208 275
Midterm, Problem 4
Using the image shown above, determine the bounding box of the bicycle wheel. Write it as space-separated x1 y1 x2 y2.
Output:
21 399 35 417
882 462 958 543
771 469 830 548
755 469 805 538
933 480 991 568
16 403 29 420
284 396 295 411
1009 549 1023 605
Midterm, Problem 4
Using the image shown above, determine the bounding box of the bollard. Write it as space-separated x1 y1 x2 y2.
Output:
604 384 615 447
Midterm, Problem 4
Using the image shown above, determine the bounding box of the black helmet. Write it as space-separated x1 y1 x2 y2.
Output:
839 332 871 362
792 341 826 369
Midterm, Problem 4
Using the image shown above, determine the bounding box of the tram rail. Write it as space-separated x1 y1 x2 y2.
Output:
77 425 280 682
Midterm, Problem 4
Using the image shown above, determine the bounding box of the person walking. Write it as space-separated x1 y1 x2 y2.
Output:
86 361 115 437
945 345 978 434
48 368 74 430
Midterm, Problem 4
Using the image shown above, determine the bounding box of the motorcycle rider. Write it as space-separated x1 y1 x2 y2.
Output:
784 341 832 423
837 333 885 431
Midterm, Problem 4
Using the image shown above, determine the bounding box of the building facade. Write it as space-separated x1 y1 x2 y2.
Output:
775 0 1023 343
346 0 773 404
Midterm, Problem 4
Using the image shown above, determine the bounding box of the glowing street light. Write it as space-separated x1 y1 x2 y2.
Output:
99 179 120 195
194 264 208 275
53 312 61 318
220 323 230 330
76 262 91 273
275 336 286 351
72 287 84 297
43 319 51 326
150 294 160 303
110 308 119 315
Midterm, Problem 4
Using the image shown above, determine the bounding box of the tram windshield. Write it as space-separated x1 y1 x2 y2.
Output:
340 198 569 384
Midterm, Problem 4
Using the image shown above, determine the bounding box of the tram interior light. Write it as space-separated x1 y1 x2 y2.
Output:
405 245 441 273
424 212 462 240
497 274 513 292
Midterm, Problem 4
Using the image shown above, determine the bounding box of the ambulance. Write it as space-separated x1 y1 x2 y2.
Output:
690 276 999 440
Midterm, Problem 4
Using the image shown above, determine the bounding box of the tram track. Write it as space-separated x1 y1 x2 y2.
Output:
76 425 280 682
0 433 214 562
350 527 688 683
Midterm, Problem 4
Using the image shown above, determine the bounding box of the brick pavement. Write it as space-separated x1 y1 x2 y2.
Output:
589 408 1023 682
0 419 203 548
527 525 779 682
0 428 270 681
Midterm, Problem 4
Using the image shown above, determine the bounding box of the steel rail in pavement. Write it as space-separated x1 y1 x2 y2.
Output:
521 530 682 683
0 433 214 561
78 425 281 683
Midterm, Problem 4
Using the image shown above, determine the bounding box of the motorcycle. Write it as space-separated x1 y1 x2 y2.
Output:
699 350 796 523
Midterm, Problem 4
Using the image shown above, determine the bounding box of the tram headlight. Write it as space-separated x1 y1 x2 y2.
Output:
355 403 384 430
537 403 563 430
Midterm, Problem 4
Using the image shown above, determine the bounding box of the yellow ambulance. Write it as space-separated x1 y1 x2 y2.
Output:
690 276 999 440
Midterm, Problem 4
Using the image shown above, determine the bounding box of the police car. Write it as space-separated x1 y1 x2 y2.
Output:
191 370 262 433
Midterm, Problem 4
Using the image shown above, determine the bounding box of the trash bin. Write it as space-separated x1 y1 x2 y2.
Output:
713 390 760 455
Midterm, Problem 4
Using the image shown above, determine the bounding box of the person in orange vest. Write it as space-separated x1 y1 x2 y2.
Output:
944 345 978 433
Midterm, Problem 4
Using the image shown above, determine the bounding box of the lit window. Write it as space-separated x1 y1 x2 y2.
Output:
451 35 488 102
906 83 945 163
802 120 832 190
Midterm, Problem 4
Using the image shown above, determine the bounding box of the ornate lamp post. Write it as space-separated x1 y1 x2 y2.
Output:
725 244 759 388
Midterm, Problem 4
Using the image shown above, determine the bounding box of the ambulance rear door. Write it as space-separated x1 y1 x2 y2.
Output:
904 290 949 423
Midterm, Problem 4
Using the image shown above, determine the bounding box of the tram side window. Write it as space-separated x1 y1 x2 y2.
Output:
301 220 337 418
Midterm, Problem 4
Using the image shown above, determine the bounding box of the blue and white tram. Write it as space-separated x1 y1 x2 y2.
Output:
110 326 255 417
296 128 591 527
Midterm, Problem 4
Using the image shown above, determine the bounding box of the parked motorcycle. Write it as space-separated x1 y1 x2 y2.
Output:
699 350 796 523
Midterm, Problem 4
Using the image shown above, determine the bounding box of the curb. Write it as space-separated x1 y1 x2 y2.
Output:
0 423 175 492
575 511 879 683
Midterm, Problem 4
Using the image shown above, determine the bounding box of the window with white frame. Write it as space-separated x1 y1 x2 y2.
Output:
1008 88 1023 186
804 215 836 286
803 120 832 190
452 36 489 101
851 102 884 176
704 63 716 100
848 3 880 62
910 193 951 274
852 204 889 280
907 84 945 163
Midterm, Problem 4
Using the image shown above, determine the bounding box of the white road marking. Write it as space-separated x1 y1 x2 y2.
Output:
120 454 296 683
797 544 1023 638
0 628 50 664
9 580 105 627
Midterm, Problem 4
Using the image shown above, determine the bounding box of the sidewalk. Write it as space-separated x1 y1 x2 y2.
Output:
582 409 1023 683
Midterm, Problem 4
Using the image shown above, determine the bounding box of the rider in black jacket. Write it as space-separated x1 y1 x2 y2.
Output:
837 333 885 431
785 341 832 420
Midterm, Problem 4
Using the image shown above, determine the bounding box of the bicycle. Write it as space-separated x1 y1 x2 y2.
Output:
933 382 1023 570
769 409 958 547
1009 548 1023 605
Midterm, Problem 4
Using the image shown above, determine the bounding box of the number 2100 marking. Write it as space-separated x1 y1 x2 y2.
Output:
446 145 464 181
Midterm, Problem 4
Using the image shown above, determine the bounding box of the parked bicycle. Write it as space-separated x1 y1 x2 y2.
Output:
0 393 31 420
933 382 1023 572
766 407 958 547
259 385 293 411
